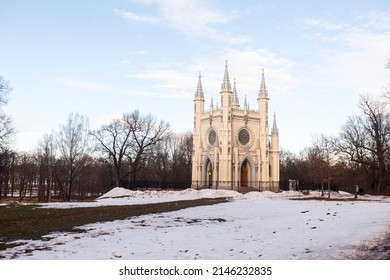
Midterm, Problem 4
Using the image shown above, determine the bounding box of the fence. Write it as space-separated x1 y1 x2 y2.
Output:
279 181 339 192
191 181 280 192
122 180 191 191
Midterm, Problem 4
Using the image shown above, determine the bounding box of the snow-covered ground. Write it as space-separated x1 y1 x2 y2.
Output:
1 188 390 260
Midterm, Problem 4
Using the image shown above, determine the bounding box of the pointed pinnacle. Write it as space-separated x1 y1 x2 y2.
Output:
195 71 204 99
259 68 268 97
221 60 232 92
272 112 279 135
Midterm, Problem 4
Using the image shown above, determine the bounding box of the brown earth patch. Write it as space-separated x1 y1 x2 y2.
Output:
0 198 229 253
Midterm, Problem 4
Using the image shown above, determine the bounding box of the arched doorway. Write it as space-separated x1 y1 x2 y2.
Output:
241 160 249 188
206 160 213 188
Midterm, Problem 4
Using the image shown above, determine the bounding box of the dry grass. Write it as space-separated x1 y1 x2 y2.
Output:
0 198 229 252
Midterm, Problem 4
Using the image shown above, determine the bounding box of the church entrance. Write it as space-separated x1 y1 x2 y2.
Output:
206 160 213 187
241 160 249 188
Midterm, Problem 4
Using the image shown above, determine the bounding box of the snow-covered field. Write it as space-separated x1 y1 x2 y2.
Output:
1 188 390 260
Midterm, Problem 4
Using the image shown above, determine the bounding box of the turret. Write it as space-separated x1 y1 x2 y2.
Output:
231 78 240 109
270 113 280 186
258 69 269 134
209 96 214 116
193 72 205 136
221 60 232 92
243 95 249 114
221 61 232 106
271 113 279 150
220 61 232 130
194 71 205 115
259 68 268 98
194 71 204 101
192 72 205 187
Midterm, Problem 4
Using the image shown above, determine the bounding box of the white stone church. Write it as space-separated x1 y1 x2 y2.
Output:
191 62 280 192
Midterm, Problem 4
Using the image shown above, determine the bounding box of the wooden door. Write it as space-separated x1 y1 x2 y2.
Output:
208 161 213 187
241 161 248 187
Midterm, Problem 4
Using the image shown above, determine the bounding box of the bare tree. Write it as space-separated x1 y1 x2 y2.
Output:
280 149 297 189
311 134 337 198
360 96 390 191
91 111 170 188
0 76 14 150
169 132 192 184
54 113 92 201
15 153 36 202
0 149 16 199
35 134 56 202
0 76 11 106
384 57 390 102
144 136 171 182
91 115 133 188
125 111 170 184
335 95 390 192
144 132 192 185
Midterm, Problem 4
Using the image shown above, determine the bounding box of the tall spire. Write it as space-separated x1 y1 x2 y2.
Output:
231 78 240 108
195 71 204 100
272 113 279 135
244 95 249 112
258 68 268 98
221 60 232 92
271 112 279 152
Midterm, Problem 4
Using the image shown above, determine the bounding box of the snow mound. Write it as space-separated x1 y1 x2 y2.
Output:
98 187 314 202
243 190 306 200
97 187 243 200
98 187 138 199
96 187 387 207
244 191 277 199
193 189 243 199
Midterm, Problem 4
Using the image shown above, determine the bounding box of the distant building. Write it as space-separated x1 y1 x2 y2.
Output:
191 61 280 192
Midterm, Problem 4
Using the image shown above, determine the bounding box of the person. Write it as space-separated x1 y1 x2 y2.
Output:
355 184 359 198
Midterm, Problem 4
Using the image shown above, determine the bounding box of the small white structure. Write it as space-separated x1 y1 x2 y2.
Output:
191 62 280 192
289 179 299 191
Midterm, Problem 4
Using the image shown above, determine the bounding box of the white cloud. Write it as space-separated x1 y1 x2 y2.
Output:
127 68 195 99
324 35 390 96
305 19 390 96
119 0 248 44
355 10 390 31
284 13 390 153
192 48 300 101
296 11 390 98
54 78 112 92
116 9 159 24
156 0 241 42
301 18 350 31
126 46 299 104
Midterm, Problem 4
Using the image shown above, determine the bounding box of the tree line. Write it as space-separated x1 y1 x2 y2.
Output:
280 94 390 196
0 82 192 201
2 61 390 201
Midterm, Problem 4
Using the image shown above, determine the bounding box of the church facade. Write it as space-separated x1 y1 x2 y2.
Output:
191 62 280 192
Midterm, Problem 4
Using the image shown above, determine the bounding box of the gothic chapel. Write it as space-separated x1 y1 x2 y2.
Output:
191 62 280 192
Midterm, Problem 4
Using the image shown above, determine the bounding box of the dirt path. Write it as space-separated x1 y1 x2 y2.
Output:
355 231 390 260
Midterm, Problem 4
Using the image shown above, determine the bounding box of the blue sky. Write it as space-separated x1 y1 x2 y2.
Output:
1 0 390 154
